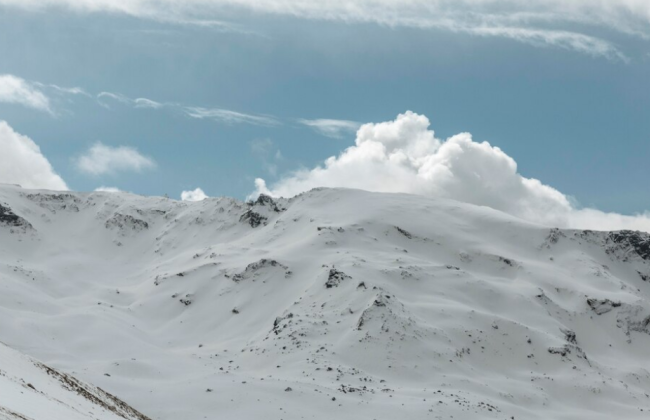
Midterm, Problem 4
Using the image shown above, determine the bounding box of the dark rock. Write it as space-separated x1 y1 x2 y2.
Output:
605 230 650 261
394 226 413 239
587 298 622 315
232 259 289 282
0 203 32 229
255 194 283 212
105 213 149 231
325 269 351 288
239 210 267 228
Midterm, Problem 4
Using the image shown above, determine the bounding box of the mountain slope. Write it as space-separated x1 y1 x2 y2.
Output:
1 184 649 419
0 342 150 420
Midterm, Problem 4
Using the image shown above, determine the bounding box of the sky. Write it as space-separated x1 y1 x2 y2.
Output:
1 0 650 231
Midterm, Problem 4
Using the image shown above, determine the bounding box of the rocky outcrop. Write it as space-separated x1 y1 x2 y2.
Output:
0 203 32 231
605 230 650 261
240 194 284 228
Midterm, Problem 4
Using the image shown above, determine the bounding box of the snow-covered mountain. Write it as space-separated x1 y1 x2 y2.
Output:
1 184 649 420
0 341 150 420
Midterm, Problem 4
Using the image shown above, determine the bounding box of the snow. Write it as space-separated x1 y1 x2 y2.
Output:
1 184 649 419
0 342 149 420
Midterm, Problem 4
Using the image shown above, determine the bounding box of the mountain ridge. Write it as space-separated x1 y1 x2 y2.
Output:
1 184 649 419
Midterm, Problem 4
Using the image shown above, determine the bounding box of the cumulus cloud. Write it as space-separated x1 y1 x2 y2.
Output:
3 1 650 59
0 121 68 190
298 119 361 139
0 74 53 114
76 142 156 176
181 187 208 201
253 111 650 232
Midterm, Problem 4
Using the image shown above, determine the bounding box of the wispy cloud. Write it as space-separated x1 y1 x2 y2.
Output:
97 91 276 126
185 107 279 126
97 92 164 109
2 1 650 59
41 83 91 97
76 142 156 176
298 118 361 139
0 74 53 114
251 138 283 176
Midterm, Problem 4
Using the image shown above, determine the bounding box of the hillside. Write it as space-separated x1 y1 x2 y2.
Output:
1 184 649 419
0 341 150 420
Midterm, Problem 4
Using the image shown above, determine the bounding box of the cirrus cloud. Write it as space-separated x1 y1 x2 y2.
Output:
253 111 650 232
2 1 650 59
298 119 362 139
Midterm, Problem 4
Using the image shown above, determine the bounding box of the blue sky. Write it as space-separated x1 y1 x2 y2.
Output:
1 1 649 228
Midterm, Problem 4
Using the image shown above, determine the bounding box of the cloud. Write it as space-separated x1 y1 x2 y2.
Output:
97 92 274 126
0 121 68 190
134 98 163 109
185 107 279 126
76 142 156 176
0 74 53 114
298 119 361 139
39 83 90 97
253 111 650 232
94 186 123 192
251 138 283 176
97 92 163 109
181 187 208 201
3 1 650 59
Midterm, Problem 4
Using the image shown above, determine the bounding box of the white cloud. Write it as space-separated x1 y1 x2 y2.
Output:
0 121 68 190
253 111 650 232
94 186 123 192
181 187 208 201
298 119 361 139
3 1 650 58
134 98 163 109
96 92 273 125
76 142 156 176
0 74 53 114
97 92 163 109
185 107 278 126
41 83 90 97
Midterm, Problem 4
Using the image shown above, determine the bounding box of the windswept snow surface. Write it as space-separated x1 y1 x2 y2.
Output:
0 342 150 420
1 184 649 419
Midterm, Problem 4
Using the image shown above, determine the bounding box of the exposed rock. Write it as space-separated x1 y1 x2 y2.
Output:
587 298 622 315
254 194 284 213
0 204 32 230
232 259 290 282
325 269 351 288
239 210 267 228
105 213 149 232
240 194 284 228
35 361 152 420
25 193 81 213
605 230 650 261
394 226 413 239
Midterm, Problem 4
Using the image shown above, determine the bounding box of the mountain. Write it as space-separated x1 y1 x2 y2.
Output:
0 341 150 420
1 184 649 420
